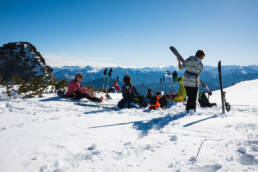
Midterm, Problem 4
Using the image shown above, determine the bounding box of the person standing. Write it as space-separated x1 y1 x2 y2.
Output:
170 46 211 114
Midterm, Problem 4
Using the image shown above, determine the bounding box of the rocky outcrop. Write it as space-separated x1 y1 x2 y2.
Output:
0 42 53 82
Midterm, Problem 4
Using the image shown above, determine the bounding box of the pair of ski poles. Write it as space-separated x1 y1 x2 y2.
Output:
102 68 112 98
160 71 176 94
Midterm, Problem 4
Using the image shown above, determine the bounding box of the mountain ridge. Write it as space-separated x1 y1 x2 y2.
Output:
53 64 258 94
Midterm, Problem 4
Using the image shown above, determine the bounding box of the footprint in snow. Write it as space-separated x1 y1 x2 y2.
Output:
73 144 101 161
87 144 96 151
39 164 48 172
1 127 7 131
49 117 60 120
169 135 178 142
56 144 66 150
0 107 5 113
192 164 222 172
239 154 258 165
237 147 247 154
251 145 258 152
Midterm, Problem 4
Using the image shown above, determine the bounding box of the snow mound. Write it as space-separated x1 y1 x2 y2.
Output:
211 79 258 106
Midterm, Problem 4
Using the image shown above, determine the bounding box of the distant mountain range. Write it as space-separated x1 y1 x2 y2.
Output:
2 41 257 95
53 65 258 94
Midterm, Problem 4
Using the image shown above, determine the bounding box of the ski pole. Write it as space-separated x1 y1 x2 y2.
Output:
167 71 171 93
160 77 162 91
106 68 112 93
102 68 107 92
163 75 166 94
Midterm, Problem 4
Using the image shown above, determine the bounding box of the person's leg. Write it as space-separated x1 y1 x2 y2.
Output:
185 87 198 112
74 91 83 100
83 94 102 102
185 86 191 112
76 90 102 102
191 87 198 112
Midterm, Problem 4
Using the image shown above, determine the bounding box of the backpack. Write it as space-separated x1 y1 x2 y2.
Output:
198 92 216 107
148 95 168 110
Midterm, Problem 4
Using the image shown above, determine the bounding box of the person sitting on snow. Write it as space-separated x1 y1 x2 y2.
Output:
198 91 216 108
117 75 147 108
108 80 121 93
145 88 154 105
166 76 187 102
66 73 103 102
149 91 168 110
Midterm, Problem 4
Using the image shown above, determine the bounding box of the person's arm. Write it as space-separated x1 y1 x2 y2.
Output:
83 87 95 96
122 86 127 98
169 46 185 62
116 86 121 91
76 83 90 95
199 79 212 95
177 57 184 70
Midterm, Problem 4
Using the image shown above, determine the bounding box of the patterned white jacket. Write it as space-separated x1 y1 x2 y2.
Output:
179 56 203 87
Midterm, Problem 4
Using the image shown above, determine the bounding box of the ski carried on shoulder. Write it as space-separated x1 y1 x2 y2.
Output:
218 61 231 113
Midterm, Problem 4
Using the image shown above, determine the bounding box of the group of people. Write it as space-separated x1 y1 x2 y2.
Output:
64 47 215 114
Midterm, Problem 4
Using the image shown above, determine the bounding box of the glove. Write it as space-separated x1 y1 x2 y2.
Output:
208 91 212 96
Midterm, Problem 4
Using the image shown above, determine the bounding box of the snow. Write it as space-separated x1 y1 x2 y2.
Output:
0 79 258 172
241 71 248 74
210 79 258 106
86 67 102 73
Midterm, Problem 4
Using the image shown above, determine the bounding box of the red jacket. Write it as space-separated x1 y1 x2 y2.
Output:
66 80 89 96
112 83 121 92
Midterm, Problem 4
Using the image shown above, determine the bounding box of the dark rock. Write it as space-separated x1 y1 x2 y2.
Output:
0 42 53 82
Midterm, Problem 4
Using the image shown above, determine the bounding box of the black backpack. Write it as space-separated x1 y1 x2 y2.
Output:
198 92 216 107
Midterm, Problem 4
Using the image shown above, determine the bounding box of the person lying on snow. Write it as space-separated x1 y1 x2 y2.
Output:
66 73 103 102
117 75 147 108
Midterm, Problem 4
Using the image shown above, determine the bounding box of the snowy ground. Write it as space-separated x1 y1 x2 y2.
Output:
1 80 258 172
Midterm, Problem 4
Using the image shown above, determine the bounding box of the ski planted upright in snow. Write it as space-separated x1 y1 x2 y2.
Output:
218 61 231 113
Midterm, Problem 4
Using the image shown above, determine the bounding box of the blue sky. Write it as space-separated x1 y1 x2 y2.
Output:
1 0 258 67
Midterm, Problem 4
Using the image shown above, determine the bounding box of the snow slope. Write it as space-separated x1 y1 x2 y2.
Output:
0 80 258 172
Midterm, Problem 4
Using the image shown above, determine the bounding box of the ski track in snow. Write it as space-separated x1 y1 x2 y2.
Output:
0 80 258 172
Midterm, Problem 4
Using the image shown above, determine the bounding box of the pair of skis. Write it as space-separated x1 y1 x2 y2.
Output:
218 61 231 113
102 68 113 99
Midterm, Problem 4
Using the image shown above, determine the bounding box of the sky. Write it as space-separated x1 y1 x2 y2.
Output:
1 0 258 67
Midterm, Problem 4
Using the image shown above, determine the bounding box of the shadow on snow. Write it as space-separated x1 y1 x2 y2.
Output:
89 112 187 137
133 112 186 137
183 115 218 127
83 107 119 115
